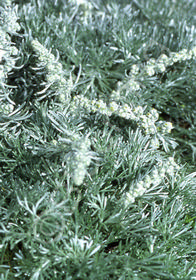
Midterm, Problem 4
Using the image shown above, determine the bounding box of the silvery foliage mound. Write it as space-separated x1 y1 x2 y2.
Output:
0 0 196 279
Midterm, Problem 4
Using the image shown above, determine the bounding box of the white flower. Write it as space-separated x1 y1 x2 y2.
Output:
0 103 14 114
178 49 189 61
125 181 146 204
73 165 86 186
52 140 57 146
72 137 92 185
147 58 156 66
10 46 18 56
96 99 108 114
110 89 121 101
145 65 155 76
147 108 159 122
170 52 181 63
152 168 159 178
47 73 60 83
125 192 135 204
145 126 156 135
0 69 4 81
163 122 173 133
150 137 160 149
160 167 166 178
119 104 136 120
191 46 196 57
145 175 152 188
157 121 173 134
130 64 140 75
90 100 98 113
158 54 169 64
109 101 119 112
134 183 146 196
133 106 144 116
167 166 174 176
59 93 66 103
128 79 140 91
74 0 92 7
156 63 166 73
0 49 6 62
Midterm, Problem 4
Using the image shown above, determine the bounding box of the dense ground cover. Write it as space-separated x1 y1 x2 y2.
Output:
0 0 196 279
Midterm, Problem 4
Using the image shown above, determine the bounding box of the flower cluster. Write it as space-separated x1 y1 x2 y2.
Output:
71 95 173 136
139 108 159 134
0 2 20 34
150 136 160 149
104 46 196 136
142 50 194 77
126 156 180 204
127 78 140 91
0 103 14 115
0 30 18 81
50 118 93 186
111 46 196 104
139 46 196 78
31 40 73 101
0 1 19 115
71 0 93 25
52 133 93 186
72 0 93 9
156 121 173 134
112 75 140 100
72 137 92 186
0 2 20 84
